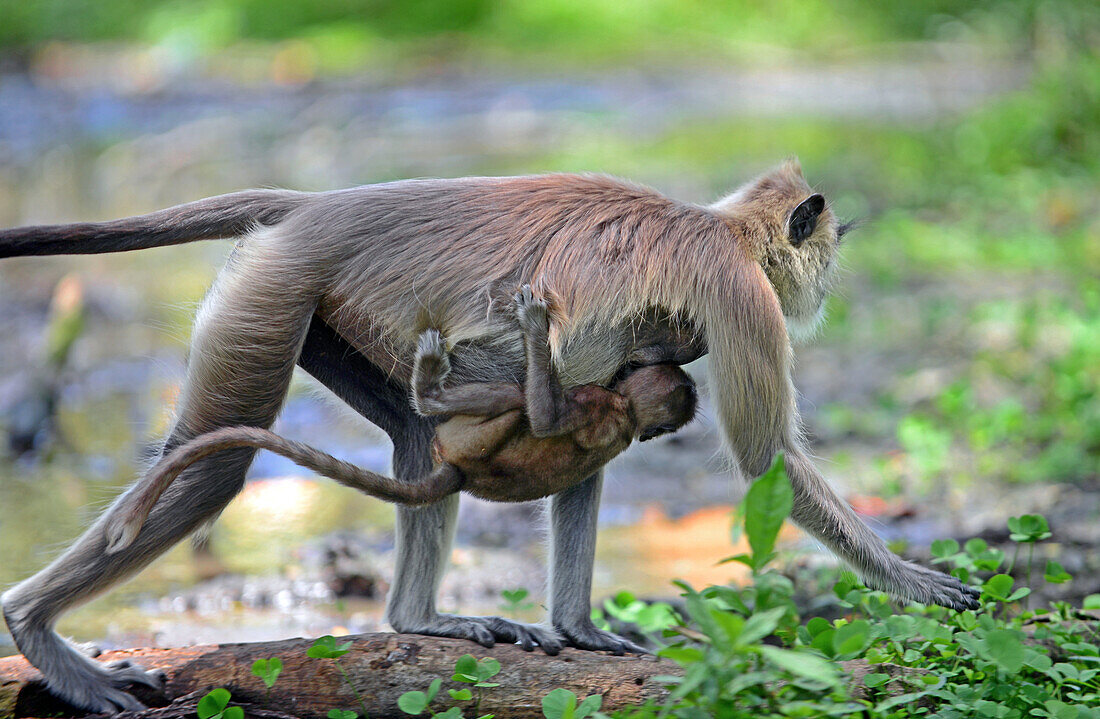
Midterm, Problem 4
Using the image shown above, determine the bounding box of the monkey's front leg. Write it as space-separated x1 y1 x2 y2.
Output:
549 472 648 655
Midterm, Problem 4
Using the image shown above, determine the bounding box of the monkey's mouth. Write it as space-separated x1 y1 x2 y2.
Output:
639 424 677 441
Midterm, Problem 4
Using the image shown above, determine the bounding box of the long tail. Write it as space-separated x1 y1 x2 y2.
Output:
0 189 310 258
105 426 461 553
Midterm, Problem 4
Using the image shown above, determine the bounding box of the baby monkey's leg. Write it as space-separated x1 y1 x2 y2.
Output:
514 285 588 437
412 330 525 416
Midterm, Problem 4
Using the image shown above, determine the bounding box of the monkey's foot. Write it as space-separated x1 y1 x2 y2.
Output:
3 610 166 713
416 329 451 378
554 619 649 656
62 658 165 713
875 561 982 611
397 614 564 655
514 284 549 333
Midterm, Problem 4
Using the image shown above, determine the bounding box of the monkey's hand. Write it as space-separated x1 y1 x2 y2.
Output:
870 560 982 612
554 618 650 656
514 284 549 335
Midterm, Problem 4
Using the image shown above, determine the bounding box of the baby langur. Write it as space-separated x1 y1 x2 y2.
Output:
104 286 697 551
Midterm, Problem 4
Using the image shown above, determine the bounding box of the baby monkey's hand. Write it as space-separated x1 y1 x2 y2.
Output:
514 284 549 334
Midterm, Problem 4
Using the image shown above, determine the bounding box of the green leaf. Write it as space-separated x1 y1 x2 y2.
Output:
426 677 442 702
449 688 473 701
983 574 1015 601
542 688 578 719
327 711 358 719
864 673 891 688
307 635 352 659
223 708 244 719
833 619 872 659
738 606 786 646
576 694 603 718
759 646 842 686
502 588 529 603
251 657 283 688
1084 595 1100 610
658 646 705 665
1007 514 1052 543
436 708 465 719
982 629 1027 675
398 691 429 715
743 454 794 571
810 626 837 658
197 688 231 719
477 657 502 681
1044 560 1072 584
453 654 478 682
930 539 959 559
805 616 832 639
710 608 744 648
964 538 988 555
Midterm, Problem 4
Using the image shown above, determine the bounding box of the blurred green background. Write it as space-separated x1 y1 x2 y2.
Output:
0 0 1097 652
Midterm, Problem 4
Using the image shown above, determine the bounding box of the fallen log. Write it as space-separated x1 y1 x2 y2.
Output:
0 633 676 719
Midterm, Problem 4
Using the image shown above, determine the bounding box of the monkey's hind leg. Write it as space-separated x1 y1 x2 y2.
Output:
0 245 316 712
412 330 524 417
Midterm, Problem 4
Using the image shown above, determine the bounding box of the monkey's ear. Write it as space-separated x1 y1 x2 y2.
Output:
788 194 825 245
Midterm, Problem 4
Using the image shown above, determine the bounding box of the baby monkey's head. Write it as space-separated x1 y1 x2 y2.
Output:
613 364 698 442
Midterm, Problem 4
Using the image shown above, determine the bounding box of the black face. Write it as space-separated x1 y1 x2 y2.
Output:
788 193 825 246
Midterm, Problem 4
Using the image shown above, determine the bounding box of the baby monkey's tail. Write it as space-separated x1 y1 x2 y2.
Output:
0 190 308 258
105 426 461 553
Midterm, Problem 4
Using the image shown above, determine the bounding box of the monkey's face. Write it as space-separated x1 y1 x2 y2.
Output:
614 364 698 441
712 159 851 343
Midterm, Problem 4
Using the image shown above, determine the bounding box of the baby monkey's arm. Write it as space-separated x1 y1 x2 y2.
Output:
514 285 590 438
411 330 525 416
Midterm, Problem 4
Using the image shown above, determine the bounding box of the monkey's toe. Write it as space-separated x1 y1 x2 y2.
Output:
879 561 983 612
72 640 103 657
514 286 549 331
555 620 649 656
481 616 563 655
416 329 447 358
400 614 496 648
106 658 168 689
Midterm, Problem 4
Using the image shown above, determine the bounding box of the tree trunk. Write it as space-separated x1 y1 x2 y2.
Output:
0 633 676 719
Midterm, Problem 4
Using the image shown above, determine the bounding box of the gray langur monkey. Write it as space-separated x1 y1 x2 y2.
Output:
0 160 980 712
